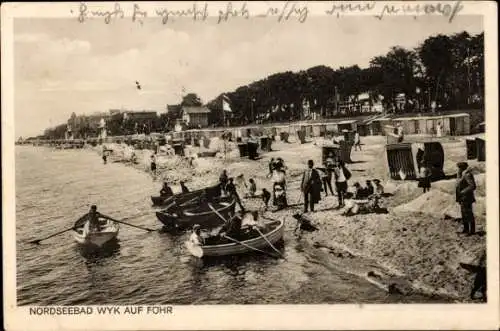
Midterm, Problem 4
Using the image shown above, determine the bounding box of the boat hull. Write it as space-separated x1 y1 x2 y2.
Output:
73 222 119 248
199 220 285 257
151 184 221 207
156 199 235 231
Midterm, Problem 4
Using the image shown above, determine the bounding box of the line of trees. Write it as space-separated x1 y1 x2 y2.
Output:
207 31 484 126
41 30 483 139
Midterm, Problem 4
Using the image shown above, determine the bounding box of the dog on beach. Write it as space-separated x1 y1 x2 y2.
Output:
292 213 318 234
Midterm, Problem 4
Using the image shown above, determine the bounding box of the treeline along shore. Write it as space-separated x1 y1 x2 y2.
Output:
31 30 483 142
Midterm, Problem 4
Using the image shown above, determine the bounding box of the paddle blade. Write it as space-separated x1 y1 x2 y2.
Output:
185 240 203 258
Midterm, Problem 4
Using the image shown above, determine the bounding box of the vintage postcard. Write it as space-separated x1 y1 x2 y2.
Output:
2 1 499 330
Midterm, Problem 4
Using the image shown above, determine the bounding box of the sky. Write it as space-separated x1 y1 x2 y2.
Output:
13 14 483 138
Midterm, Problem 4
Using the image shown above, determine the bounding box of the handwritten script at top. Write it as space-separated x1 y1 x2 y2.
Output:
74 1 464 25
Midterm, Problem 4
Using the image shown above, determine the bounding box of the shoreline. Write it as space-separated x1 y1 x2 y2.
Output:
25 134 486 302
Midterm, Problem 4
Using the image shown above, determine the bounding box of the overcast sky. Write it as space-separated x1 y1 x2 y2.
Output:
14 15 482 137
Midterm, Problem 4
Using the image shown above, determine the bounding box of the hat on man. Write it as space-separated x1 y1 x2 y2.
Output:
457 162 469 171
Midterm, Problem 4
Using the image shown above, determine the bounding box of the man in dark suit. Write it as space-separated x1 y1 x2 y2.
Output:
301 160 321 213
456 162 477 235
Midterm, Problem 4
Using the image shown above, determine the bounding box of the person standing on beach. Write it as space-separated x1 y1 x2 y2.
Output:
261 188 271 210
353 131 361 151
150 153 157 180
301 160 321 213
416 147 425 174
267 158 275 178
322 157 335 196
456 162 477 235
247 178 257 197
226 178 245 212
333 160 351 208
219 169 229 195
419 163 432 193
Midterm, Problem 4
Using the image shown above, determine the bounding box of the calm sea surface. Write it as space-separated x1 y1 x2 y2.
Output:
16 146 447 305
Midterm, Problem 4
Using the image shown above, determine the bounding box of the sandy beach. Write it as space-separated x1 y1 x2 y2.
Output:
97 133 486 302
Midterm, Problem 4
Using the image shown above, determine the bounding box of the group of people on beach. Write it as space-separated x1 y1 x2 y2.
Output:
299 156 384 215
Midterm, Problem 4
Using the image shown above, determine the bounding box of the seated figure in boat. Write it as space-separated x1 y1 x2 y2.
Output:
160 182 174 198
74 205 113 232
217 211 261 241
218 212 244 239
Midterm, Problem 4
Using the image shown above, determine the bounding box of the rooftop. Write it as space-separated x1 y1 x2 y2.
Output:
182 106 211 114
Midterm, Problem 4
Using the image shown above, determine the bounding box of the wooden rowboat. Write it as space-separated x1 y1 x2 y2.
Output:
151 184 221 207
155 199 235 231
188 219 285 257
72 219 119 248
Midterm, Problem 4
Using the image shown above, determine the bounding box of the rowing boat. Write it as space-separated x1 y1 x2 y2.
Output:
155 199 235 231
151 184 221 207
187 219 285 257
72 219 119 247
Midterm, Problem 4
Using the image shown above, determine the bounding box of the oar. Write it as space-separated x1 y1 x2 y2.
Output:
222 234 280 259
29 226 76 245
179 196 199 207
254 226 287 260
208 203 229 224
106 216 156 232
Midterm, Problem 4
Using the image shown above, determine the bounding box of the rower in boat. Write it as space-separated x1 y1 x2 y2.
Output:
218 212 243 238
160 182 174 198
74 205 113 232
215 211 264 242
